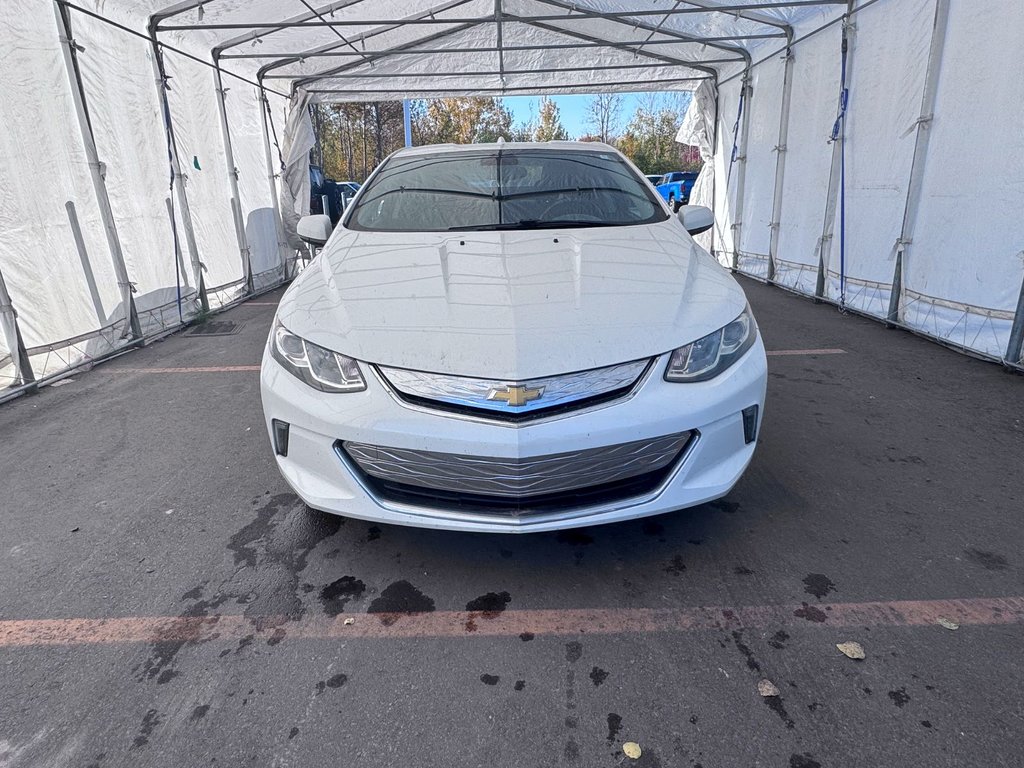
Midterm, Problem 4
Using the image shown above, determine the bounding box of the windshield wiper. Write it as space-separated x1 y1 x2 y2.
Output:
448 220 622 231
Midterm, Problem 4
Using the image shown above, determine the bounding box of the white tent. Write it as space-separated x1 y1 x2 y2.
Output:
1 0 1022 403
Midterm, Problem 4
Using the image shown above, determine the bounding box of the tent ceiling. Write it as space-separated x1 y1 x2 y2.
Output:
135 0 849 100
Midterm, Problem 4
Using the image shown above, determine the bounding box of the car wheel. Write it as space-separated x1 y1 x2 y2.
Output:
669 194 679 213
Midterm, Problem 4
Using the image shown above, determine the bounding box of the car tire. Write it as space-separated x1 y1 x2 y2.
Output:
669 194 680 213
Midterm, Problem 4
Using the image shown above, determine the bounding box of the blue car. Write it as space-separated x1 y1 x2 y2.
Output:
656 171 699 211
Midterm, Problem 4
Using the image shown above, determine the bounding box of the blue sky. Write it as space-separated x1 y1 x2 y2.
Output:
503 92 692 139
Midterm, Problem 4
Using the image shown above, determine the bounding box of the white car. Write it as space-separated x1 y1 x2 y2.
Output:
261 142 767 533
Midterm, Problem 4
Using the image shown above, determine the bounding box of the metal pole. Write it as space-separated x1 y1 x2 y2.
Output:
1006 260 1024 366
767 41 795 283
65 201 107 324
258 86 292 281
148 31 209 312
212 60 254 295
403 99 413 147
54 0 141 340
730 67 753 271
709 75 720 260
165 197 191 291
0 264 34 388
887 0 950 326
815 9 855 302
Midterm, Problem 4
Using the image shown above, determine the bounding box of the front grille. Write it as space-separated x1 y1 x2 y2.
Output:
339 433 692 517
375 359 651 423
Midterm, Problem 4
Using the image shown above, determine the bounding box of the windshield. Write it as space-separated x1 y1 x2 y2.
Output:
345 149 669 232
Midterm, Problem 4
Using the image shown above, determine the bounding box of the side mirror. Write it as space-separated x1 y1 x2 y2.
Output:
677 205 714 236
297 214 333 247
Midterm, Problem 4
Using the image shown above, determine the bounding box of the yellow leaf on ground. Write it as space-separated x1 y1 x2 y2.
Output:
623 742 642 759
836 641 866 660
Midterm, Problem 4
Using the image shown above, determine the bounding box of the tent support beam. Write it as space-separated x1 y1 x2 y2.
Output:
294 21 480 88
679 0 794 33
515 19 720 78
258 45 747 69
814 7 855 303
258 86 293 281
494 0 505 81
299 62 730 80
767 39 795 283
307 76 710 96
54 0 142 341
730 67 753 271
161 1 846 30
1007 268 1024 367
212 60 254 295
151 0 224 27
147 23 209 312
531 0 754 62
212 0 371 56
258 0 477 81
887 0 950 327
0 265 34 389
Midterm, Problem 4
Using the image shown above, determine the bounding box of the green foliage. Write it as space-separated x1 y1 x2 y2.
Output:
412 97 515 144
310 93 700 184
534 96 569 141
311 102 405 182
616 94 700 175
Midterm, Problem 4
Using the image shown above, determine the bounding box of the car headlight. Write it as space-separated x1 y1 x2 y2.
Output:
665 305 757 382
270 320 366 393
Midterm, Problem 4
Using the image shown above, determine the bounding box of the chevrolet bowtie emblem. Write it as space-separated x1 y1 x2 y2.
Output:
488 384 545 407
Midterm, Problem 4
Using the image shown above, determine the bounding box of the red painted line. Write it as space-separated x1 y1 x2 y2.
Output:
109 366 261 374
767 348 846 356
2 597 1021 648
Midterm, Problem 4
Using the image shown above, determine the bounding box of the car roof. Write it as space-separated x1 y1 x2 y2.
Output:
391 141 618 157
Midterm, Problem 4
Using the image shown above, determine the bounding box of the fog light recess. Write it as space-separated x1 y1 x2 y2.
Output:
741 406 759 444
272 419 290 456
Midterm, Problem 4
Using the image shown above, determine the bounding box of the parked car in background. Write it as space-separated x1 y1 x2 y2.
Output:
656 171 699 211
309 167 354 225
336 181 361 211
264 142 766 533
645 174 664 186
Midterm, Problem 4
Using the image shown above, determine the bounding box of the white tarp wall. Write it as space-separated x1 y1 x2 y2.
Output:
709 0 1024 362
0 4 128 381
0 0 292 402
1 0 1023 405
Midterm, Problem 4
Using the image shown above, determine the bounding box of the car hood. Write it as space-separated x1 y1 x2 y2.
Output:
277 220 747 380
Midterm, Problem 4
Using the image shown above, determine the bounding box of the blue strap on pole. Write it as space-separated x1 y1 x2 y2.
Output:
727 84 745 186
830 31 850 308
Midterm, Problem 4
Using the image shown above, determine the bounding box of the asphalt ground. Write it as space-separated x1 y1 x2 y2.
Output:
1 277 1021 768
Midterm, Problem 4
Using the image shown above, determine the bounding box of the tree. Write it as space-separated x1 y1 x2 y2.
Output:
585 93 623 144
616 93 699 175
412 97 514 144
474 100 515 143
311 101 406 183
534 96 569 141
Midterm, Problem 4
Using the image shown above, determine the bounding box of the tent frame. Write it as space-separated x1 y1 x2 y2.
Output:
4 0 1022 407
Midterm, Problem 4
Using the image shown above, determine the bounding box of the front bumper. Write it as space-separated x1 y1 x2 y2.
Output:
259 338 767 533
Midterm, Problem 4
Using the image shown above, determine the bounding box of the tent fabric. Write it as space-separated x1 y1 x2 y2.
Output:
676 78 717 253
1 0 1023 402
279 88 316 254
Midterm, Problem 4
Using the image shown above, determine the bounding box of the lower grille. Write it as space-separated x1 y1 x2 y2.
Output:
339 433 692 517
